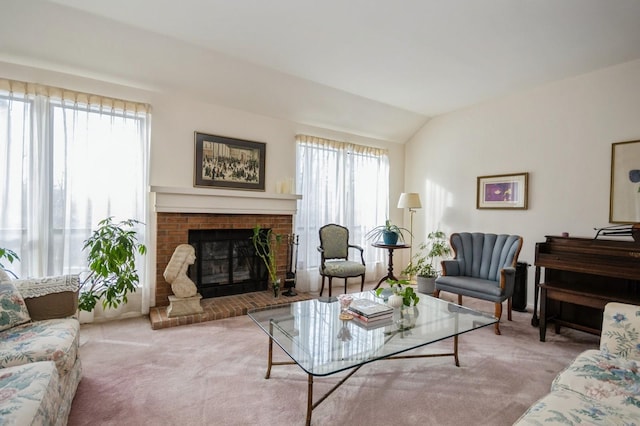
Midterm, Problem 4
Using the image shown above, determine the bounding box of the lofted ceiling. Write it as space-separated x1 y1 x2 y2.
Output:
3 0 640 142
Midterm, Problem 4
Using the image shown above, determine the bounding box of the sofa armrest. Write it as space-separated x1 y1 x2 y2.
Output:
14 275 79 321
601 302 640 361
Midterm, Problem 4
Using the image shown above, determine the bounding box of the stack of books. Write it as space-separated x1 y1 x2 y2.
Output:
347 298 394 328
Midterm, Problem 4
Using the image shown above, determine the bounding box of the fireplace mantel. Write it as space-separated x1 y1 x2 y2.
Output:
150 186 301 215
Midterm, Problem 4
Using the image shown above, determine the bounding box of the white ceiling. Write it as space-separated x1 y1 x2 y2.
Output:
4 0 640 142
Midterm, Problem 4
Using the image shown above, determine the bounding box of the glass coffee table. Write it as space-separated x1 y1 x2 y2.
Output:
248 291 497 425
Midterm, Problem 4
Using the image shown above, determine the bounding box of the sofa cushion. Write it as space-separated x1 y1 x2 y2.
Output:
0 361 60 425
0 282 31 332
0 318 79 376
515 387 640 425
552 349 640 412
600 302 640 362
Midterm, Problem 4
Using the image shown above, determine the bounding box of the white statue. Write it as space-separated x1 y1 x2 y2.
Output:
163 244 197 298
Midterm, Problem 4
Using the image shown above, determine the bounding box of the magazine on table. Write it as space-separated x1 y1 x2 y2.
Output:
351 314 393 330
348 298 393 318
347 309 392 323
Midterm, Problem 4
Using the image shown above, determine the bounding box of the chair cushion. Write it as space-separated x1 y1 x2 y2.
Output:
321 260 365 278
0 318 79 376
0 282 31 332
435 275 504 300
552 349 640 411
0 361 60 425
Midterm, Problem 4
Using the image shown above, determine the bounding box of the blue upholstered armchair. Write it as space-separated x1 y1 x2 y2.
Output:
317 224 366 297
434 232 523 335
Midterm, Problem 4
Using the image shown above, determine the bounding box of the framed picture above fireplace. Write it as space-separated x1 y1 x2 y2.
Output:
194 132 266 191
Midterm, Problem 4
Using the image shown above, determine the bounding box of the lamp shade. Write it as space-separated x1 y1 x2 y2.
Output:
397 192 422 209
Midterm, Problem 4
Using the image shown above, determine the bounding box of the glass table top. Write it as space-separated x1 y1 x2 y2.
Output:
248 291 497 376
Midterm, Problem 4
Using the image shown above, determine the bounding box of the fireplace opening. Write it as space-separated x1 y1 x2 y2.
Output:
188 229 268 298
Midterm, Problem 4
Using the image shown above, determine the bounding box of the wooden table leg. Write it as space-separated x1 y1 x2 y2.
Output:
306 374 313 426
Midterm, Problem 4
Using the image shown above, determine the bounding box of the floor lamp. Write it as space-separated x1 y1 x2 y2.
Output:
397 192 422 280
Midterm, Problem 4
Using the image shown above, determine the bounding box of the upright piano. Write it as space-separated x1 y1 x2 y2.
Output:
533 236 640 341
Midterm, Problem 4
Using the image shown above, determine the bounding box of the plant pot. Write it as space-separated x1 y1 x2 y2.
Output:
272 279 281 298
417 276 436 295
382 230 399 245
387 294 404 308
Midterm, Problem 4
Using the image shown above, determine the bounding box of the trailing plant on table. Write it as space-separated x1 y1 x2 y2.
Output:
365 219 412 245
79 217 147 312
375 279 420 307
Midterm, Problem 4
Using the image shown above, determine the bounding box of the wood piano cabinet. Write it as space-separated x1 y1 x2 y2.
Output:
533 236 640 342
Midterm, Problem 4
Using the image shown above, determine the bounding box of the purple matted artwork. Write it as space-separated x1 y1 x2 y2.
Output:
484 182 519 202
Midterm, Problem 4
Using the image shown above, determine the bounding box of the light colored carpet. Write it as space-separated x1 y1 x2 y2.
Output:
68 298 599 426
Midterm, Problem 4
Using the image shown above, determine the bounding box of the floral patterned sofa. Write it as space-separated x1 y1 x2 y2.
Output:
0 273 82 425
515 302 640 424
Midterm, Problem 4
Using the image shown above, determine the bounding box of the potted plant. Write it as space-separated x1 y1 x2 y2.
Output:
78 217 147 313
375 279 420 307
375 279 420 330
402 230 451 294
251 225 283 298
0 247 20 279
365 219 412 245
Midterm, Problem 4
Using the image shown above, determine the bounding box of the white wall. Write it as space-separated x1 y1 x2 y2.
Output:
404 59 640 306
0 61 406 315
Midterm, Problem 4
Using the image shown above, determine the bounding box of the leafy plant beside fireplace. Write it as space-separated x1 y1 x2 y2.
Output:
78 217 147 312
251 225 283 296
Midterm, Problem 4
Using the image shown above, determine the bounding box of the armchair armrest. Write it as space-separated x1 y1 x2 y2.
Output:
348 244 366 265
500 267 516 294
14 275 79 321
440 260 460 276
601 302 640 361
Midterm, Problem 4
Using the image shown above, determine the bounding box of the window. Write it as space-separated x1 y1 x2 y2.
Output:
294 134 389 293
0 79 150 312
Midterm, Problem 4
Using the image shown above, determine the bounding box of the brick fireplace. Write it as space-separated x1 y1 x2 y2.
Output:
155 212 292 307
151 186 301 309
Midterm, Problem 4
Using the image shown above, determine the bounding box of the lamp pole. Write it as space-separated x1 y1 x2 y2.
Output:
397 192 422 281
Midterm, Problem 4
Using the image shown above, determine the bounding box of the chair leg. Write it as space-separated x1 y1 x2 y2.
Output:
344 278 348 295
434 289 441 298
320 276 325 297
507 297 512 321
494 302 503 335
360 275 364 292
457 294 463 305
328 277 333 297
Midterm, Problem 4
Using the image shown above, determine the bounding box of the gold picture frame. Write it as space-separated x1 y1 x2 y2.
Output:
477 172 529 210
609 140 640 223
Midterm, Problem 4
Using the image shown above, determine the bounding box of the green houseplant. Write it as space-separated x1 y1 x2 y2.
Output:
402 230 451 294
251 225 283 297
365 219 412 245
78 217 147 312
0 247 20 279
375 279 420 307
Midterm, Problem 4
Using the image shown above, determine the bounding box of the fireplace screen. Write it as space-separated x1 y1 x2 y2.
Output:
188 229 267 298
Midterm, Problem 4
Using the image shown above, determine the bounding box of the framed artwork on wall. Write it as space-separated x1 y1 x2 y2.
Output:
610 140 640 223
477 172 529 210
194 132 266 191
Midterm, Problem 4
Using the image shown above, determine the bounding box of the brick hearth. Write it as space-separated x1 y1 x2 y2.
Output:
149 290 313 330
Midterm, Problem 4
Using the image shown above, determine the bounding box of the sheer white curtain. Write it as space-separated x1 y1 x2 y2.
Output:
295 134 389 293
0 79 151 313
